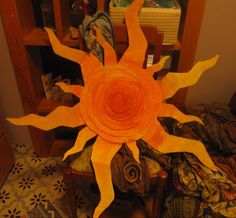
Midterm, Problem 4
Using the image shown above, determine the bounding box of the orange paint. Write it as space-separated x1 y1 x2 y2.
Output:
7 0 219 217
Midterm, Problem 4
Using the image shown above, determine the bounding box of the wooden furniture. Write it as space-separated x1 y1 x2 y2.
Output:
0 124 15 188
0 0 207 157
113 23 163 66
63 165 168 218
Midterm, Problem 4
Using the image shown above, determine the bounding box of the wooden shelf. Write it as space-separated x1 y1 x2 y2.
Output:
24 28 49 46
37 98 75 114
163 39 181 51
1 0 206 157
24 27 80 47
62 33 81 47
24 28 181 50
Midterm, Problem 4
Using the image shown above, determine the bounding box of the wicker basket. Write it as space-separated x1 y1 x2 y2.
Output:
109 1 181 45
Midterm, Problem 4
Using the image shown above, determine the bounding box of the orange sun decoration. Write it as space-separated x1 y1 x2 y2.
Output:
8 0 218 217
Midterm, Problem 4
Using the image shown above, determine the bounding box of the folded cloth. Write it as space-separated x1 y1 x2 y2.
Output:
212 154 236 184
111 145 150 197
181 103 236 154
172 153 236 217
162 190 201 218
70 140 166 197
79 11 114 63
229 92 236 115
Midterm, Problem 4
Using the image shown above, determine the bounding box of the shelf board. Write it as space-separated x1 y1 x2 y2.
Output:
24 27 80 47
24 28 49 46
37 98 75 114
163 39 181 51
62 33 80 47
24 28 181 50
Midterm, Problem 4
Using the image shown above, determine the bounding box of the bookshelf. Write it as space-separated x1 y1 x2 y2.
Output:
0 0 206 157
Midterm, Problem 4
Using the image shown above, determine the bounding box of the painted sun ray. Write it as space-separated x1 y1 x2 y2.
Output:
63 126 97 160
126 141 140 164
161 55 219 99
145 56 170 76
45 28 102 84
91 136 122 218
7 1 220 217
44 27 86 64
120 0 147 67
7 104 84 131
142 122 217 171
157 103 203 124
92 25 117 65
56 82 84 98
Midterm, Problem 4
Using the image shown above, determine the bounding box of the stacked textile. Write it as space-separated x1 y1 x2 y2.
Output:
162 99 236 217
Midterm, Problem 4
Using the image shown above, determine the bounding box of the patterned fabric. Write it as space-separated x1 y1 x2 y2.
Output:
186 103 236 154
163 191 201 218
79 11 115 63
70 143 162 197
27 201 62 218
172 153 236 217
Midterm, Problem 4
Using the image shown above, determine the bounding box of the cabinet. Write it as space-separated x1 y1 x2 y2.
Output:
0 0 206 157
0 124 15 188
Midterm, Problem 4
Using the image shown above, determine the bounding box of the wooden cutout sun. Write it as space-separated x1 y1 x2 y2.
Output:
8 0 218 217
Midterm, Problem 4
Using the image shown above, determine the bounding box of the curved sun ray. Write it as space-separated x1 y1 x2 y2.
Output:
92 25 117 65
161 55 219 99
120 0 147 67
142 122 217 171
7 104 84 131
63 126 97 160
145 56 170 76
91 136 122 218
56 82 84 98
44 27 86 64
126 141 140 164
157 103 203 124
45 27 103 84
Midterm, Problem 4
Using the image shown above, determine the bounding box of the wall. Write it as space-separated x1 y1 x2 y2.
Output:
186 0 236 106
0 16 32 145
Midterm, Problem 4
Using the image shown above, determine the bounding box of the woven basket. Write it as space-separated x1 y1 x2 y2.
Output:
109 1 181 45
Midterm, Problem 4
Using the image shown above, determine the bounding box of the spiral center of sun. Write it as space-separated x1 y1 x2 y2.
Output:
109 92 133 114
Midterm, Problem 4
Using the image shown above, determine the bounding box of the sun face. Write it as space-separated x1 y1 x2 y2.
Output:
80 63 159 144
8 0 219 217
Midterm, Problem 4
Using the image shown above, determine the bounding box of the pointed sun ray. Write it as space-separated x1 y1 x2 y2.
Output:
44 27 102 84
145 56 170 76
161 55 219 99
126 141 140 164
63 126 97 160
56 82 84 98
44 27 86 64
119 0 147 67
142 122 217 171
92 25 117 65
157 103 203 125
7 104 84 131
91 136 122 218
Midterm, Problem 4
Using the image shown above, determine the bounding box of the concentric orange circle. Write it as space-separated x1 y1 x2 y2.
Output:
80 65 158 143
